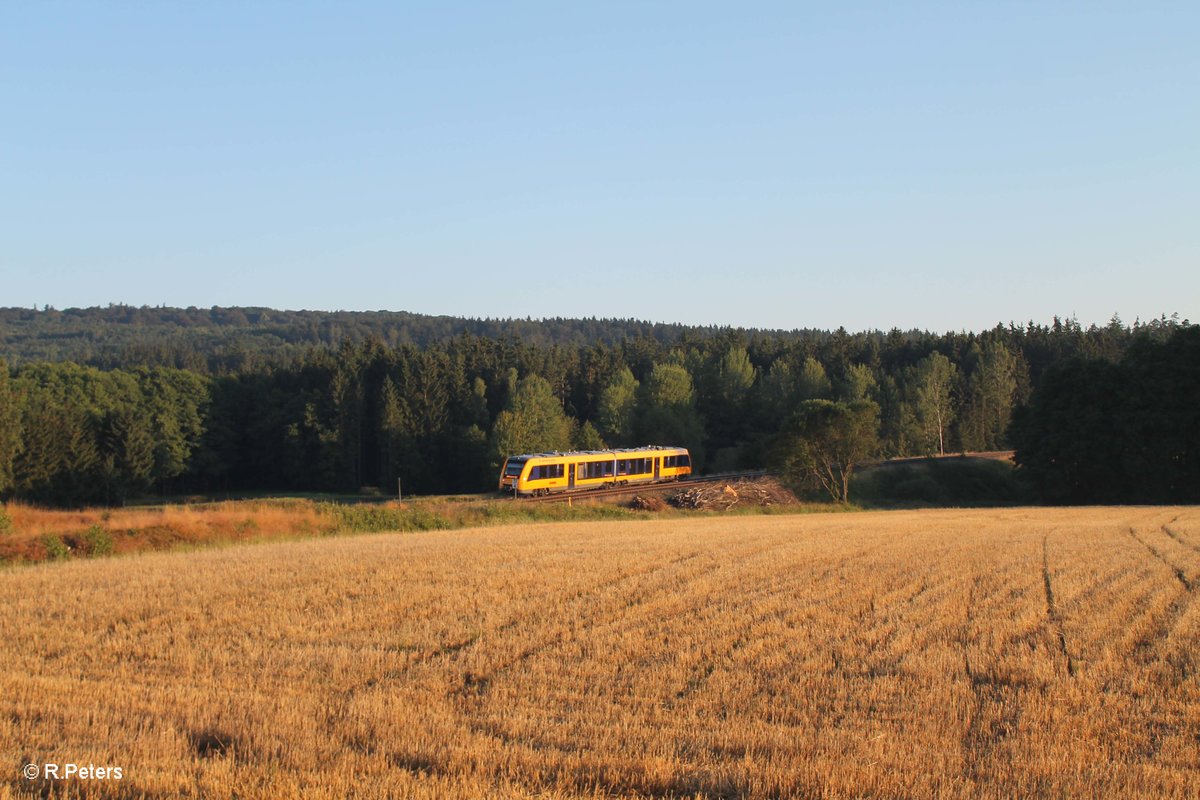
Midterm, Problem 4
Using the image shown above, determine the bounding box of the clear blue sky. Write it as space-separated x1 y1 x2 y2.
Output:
2 2 1196 332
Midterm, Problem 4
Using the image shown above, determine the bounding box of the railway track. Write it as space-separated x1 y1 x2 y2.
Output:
514 471 770 504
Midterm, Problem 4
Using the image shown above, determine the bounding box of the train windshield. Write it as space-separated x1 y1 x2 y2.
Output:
504 459 526 477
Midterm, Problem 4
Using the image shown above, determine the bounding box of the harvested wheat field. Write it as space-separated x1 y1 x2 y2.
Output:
1 507 1198 799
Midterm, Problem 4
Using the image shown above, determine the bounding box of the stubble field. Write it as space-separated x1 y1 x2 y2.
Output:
1 507 1198 799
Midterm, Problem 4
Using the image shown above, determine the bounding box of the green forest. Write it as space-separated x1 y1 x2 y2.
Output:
0 306 1195 506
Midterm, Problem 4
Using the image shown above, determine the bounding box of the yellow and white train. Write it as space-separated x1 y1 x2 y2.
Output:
499 446 692 496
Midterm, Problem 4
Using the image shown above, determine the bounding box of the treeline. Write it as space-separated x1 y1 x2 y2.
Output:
1011 327 1200 504
0 309 1194 506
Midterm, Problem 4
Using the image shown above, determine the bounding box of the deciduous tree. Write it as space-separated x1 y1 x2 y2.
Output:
773 399 879 503
635 363 705 463
595 366 638 446
910 352 957 455
490 375 574 463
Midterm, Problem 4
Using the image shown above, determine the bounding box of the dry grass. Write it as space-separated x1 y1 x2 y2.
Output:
0 501 330 562
0 490 822 566
1 507 1198 799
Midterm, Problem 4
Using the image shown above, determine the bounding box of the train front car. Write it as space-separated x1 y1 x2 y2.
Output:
499 456 527 494
656 447 692 480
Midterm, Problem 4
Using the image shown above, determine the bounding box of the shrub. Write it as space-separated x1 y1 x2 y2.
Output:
81 524 115 557
44 536 71 561
0 507 12 535
320 503 454 534
851 458 1025 507
325 504 405 533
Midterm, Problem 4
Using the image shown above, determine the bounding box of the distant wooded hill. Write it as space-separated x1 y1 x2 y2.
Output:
1 305 817 370
4 305 1182 372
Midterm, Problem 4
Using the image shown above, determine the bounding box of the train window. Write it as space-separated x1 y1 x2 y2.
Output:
677 454 690 467
584 460 614 479
616 458 643 475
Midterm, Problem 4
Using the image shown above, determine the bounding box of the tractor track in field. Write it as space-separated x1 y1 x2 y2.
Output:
1127 526 1193 592
1160 521 1200 557
513 471 771 504
1125 526 1196 665
1041 535 1077 678
961 572 1027 783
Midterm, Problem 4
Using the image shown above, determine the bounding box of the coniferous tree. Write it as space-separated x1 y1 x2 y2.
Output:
97 407 156 503
0 360 20 497
756 358 797 429
705 345 757 450
377 376 408 492
959 341 1019 451
574 420 606 451
796 357 833 401
137 368 208 492
873 373 909 457
835 363 877 403
1013 328 1200 503
1011 359 1129 503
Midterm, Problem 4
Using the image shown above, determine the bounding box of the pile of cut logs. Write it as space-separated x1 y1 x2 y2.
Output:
630 495 667 511
668 479 796 510
669 483 743 510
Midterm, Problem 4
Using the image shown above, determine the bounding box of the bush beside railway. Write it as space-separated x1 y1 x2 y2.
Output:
851 456 1028 508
